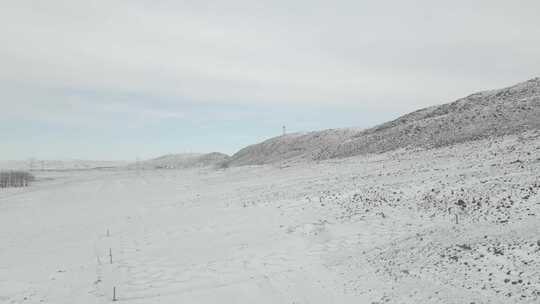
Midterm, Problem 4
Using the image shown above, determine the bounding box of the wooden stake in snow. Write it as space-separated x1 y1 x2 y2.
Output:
109 248 113 264
454 213 459 225
113 286 117 301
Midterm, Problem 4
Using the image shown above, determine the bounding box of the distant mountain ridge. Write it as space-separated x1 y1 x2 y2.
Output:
6 79 537 170
227 77 540 166
0 159 127 171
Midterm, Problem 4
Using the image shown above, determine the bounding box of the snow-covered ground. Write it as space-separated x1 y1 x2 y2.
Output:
1 131 539 303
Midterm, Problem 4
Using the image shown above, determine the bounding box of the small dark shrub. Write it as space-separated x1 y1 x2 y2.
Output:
0 171 35 188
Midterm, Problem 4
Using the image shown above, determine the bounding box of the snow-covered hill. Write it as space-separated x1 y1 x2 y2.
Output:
226 128 359 167
335 77 540 158
227 78 540 166
131 152 229 169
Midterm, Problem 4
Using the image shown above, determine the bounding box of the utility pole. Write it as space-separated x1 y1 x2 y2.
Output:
28 158 34 172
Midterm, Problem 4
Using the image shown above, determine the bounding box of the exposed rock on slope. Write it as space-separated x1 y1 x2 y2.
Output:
228 78 540 166
133 152 229 169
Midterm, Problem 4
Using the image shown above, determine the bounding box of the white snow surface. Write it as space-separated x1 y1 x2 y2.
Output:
1 131 539 303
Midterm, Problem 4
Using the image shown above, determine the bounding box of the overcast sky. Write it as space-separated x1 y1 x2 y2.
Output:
1 0 539 160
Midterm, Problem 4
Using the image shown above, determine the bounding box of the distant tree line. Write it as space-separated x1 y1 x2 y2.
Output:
0 171 35 188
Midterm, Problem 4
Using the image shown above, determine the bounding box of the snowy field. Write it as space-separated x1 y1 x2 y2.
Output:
1 132 539 303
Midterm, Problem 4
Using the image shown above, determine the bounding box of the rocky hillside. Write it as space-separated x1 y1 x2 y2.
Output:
132 152 229 169
334 77 540 158
228 78 540 166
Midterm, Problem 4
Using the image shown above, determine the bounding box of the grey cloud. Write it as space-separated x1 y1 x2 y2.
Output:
1 0 539 115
